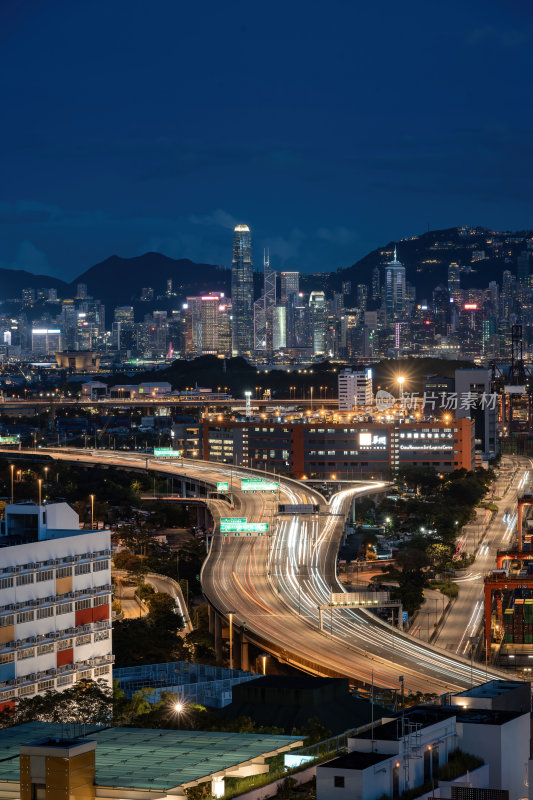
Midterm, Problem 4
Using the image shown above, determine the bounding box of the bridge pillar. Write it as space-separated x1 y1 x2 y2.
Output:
241 637 249 671
233 629 242 670
214 613 223 662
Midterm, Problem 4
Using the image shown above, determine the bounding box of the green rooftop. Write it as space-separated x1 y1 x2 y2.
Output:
0 723 302 792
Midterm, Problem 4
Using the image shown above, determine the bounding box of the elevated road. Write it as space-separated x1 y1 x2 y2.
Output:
8 447 511 694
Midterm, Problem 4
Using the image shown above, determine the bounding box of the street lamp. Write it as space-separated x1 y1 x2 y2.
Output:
173 700 185 728
38 478 42 506
90 494 95 529
227 611 235 669
397 376 405 399
10 465 14 505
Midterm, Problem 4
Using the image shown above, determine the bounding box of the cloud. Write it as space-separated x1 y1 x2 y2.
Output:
316 226 357 246
0 240 50 273
266 228 306 265
188 209 239 230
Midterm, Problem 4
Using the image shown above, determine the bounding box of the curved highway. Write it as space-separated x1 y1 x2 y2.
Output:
11 447 511 694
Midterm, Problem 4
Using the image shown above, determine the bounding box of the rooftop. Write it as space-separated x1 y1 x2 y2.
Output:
453 680 527 699
320 751 390 770
354 707 456 741
0 723 302 792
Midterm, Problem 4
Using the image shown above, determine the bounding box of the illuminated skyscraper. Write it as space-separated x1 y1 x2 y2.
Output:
231 224 254 355
384 247 406 321
280 272 299 304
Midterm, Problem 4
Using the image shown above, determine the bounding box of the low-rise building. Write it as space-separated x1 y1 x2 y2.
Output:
0 502 112 714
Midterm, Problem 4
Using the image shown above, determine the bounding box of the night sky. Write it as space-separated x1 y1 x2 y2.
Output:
1 0 533 280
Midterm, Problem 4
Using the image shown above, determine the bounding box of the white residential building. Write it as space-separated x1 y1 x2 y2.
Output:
338 369 373 411
0 502 112 715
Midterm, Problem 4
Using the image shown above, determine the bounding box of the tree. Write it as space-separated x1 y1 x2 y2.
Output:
0 679 111 728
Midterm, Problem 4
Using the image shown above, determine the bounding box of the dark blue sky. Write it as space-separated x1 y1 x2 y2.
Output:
1 0 533 280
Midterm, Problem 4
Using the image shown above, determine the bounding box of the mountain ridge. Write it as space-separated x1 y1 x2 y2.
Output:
0 226 529 306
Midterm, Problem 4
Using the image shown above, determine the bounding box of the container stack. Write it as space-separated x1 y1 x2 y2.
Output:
514 598 524 644
525 599 533 643
503 608 514 643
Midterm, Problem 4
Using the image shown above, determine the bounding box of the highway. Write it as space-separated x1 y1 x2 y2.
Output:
435 455 532 655
10 447 512 694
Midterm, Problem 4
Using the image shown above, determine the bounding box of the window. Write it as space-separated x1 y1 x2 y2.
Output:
334 777 345 788
75 598 91 611
0 614 14 627
57 675 74 686
94 630 109 642
0 577 13 590
37 570 53 582
75 634 91 646
37 643 54 656
38 679 55 691
16 573 34 587
17 610 34 624
56 566 72 579
93 595 109 608
18 647 35 660
94 665 110 676
18 685 36 697
56 602 72 615
93 559 109 572
75 563 91 576
0 653 14 664
57 638 73 651
37 606 54 620
77 669 92 680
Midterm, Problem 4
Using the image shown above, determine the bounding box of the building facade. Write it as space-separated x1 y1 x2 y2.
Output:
231 224 254 356
0 502 112 714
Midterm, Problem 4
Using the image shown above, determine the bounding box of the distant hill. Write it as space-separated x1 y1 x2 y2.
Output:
0 268 68 299
0 226 530 308
69 252 230 308
324 226 532 300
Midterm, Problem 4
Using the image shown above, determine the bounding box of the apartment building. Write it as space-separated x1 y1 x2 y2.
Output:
0 502 113 714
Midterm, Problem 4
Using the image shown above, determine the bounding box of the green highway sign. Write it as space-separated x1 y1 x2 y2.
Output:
241 479 278 492
0 436 20 445
153 448 181 458
220 518 269 534
217 481 230 491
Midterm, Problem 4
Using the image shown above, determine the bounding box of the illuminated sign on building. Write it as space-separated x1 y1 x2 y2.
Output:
464 303 478 310
241 479 278 492
358 432 387 449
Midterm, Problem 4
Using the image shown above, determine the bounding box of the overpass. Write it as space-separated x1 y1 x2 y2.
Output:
2 447 511 694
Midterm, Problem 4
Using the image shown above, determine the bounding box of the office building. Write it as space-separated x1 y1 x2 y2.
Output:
384 247 406 321
272 305 287 351
200 418 474 477
0 502 112 713
455 368 499 458
309 291 327 355
338 369 373 411
280 272 299 304
231 224 254 355
31 328 61 355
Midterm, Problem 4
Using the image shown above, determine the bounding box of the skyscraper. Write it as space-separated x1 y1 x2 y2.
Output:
231 225 254 355
447 262 461 304
280 272 299 304
384 247 406 321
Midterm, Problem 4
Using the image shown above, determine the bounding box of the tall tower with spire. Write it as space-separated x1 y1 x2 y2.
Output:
231 224 254 355
384 246 406 321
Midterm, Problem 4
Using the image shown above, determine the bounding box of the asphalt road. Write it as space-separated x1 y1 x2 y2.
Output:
434 455 532 655
26 447 512 694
